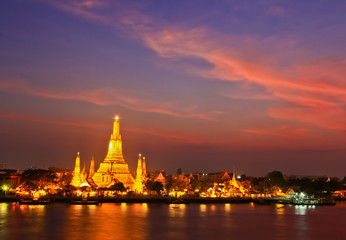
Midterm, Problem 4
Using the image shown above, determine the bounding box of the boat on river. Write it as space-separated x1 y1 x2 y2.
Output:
289 196 336 206
69 197 100 205
19 197 51 205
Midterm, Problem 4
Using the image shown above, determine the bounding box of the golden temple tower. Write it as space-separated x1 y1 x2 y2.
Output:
134 154 143 193
81 164 88 182
71 152 82 186
142 156 147 177
89 157 95 178
80 163 91 187
92 116 135 188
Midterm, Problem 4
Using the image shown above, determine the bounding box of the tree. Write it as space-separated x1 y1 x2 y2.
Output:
266 171 287 190
165 178 174 192
145 180 164 195
326 179 343 192
20 169 57 189
152 181 164 194
111 182 126 193
257 179 273 193
62 184 77 196
199 180 213 193
189 177 201 191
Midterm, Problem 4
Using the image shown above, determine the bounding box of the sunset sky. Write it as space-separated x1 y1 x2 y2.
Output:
1 0 346 177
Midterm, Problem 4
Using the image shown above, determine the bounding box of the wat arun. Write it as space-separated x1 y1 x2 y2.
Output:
92 116 135 188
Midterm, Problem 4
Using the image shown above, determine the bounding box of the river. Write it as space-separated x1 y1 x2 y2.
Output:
0 202 345 240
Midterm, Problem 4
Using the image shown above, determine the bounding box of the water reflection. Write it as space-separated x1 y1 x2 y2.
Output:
275 204 285 215
224 203 231 213
274 204 287 239
4 203 48 239
168 204 186 218
293 205 310 239
168 204 187 239
294 205 308 215
0 203 9 238
62 203 149 240
199 204 207 216
0 202 345 240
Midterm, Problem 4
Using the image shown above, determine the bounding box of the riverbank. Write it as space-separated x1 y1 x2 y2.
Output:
0 196 340 205
0 196 251 204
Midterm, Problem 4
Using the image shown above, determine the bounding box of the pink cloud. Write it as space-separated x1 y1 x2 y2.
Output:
27 4 346 131
40 0 111 24
0 80 222 120
122 22 346 131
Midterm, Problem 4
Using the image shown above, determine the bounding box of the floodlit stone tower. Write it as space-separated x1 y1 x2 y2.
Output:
71 152 82 186
80 163 90 187
134 154 144 192
142 156 147 177
89 156 95 178
92 116 134 188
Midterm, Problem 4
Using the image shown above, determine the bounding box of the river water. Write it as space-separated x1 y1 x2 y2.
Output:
0 202 345 240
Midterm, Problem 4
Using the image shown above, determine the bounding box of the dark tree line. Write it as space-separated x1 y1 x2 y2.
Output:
250 170 345 196
20 169 57 190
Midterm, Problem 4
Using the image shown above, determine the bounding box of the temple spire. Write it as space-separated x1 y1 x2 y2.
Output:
71 152 82 186
112 115 121 139
75 152 80 172
142 156 147 177
82 163 88 182
134 153 143 192
89 156 95 178
104 115 125 163
92 117 135 188
136 154 142 176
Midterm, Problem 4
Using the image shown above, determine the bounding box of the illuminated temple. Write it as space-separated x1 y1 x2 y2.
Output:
71 152 82 186
133 154 147 193
92 116 135 188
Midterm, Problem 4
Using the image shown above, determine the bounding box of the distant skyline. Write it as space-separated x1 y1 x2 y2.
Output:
1 0 345 177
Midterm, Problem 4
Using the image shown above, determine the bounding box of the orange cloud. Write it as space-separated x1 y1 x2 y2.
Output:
27 3 346 131
123 21 346 131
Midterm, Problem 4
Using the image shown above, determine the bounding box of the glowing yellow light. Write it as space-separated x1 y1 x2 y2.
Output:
225 203 231 213
200 204 207 215
115 115 119 120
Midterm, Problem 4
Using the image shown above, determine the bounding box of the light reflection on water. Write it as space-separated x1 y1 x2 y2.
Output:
199 204 207 216
168 204 187 239
0 203 9 238
0 202 345 240
224 203 231 213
